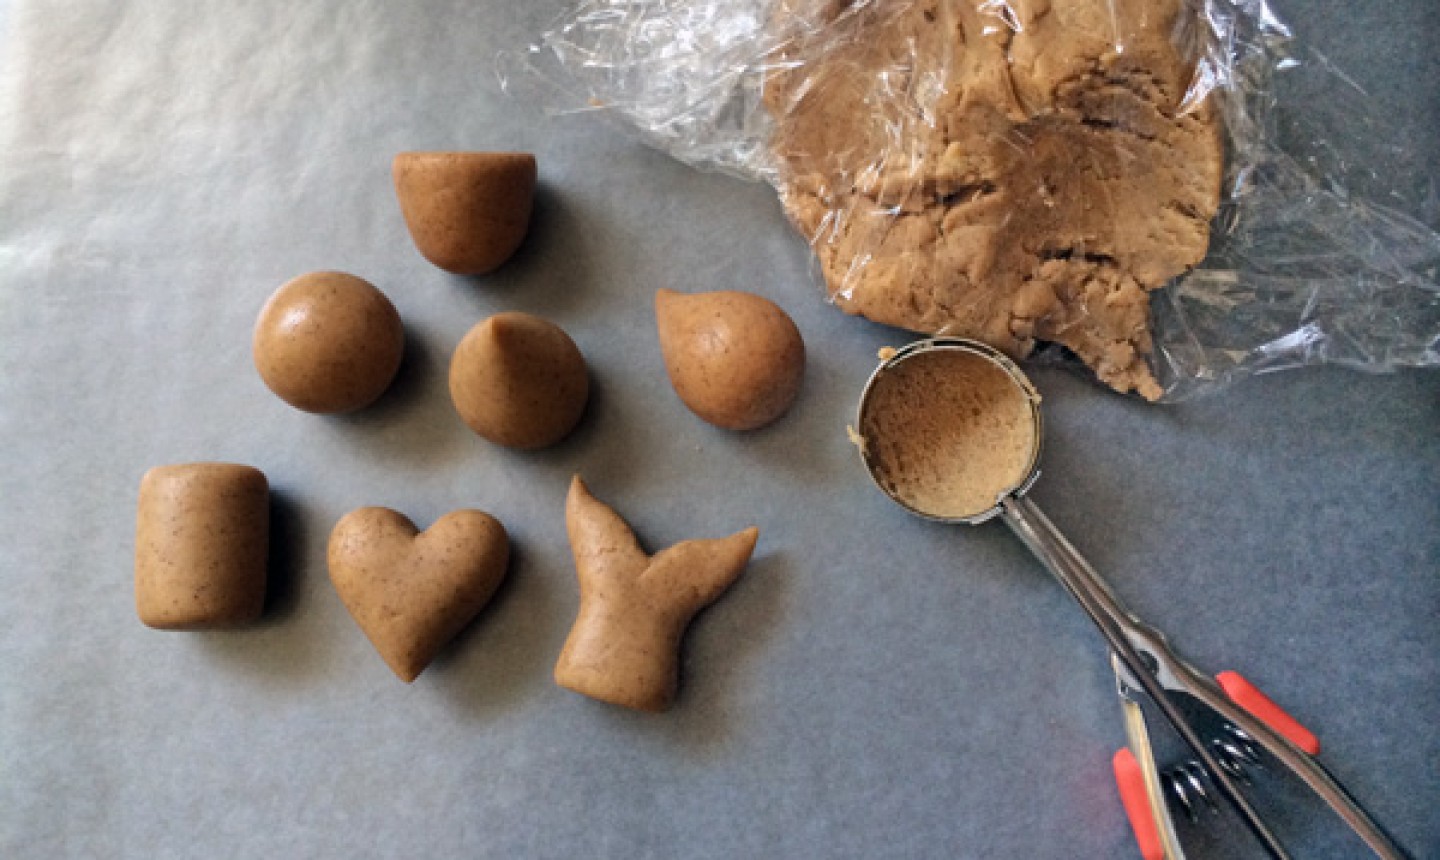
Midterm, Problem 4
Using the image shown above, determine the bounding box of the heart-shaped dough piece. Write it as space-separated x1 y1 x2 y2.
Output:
328 507 510 682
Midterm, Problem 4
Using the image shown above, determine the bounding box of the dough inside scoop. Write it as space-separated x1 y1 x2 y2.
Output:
765 0 1223 400
859 347 1039 520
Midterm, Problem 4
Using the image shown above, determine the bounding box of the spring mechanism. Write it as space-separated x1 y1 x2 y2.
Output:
1163 723 1264 821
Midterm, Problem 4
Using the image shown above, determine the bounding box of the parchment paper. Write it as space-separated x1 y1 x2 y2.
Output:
1 1 1435 858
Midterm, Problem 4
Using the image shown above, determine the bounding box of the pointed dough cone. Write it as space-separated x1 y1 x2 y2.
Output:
448 311 589 449
328 507 510 682
393 152 537 274
555 476 758 712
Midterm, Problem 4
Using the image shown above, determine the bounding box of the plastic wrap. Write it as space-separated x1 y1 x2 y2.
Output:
505 0 1440 399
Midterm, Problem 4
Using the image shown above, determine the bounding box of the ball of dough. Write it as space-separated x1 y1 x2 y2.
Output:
655 289 806 430
448 312 589 449
252 271 405 413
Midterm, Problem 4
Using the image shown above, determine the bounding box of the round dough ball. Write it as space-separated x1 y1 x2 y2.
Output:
448 312 589 449
252 271 405 413
655 289 806 430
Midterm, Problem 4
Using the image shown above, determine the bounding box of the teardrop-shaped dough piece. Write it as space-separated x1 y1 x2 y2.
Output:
656 289 805 430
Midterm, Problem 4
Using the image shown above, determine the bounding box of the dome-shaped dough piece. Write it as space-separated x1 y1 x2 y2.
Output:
393 151 537 275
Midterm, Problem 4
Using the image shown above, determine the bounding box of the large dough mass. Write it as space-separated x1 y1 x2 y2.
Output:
765 0 1223 399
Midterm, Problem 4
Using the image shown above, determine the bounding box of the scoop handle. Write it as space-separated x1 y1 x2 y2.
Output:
998 494 1291 860
1000 494 1409 860
1217 671 1321 756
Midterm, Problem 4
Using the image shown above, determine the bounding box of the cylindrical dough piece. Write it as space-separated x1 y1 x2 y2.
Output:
134 463 269 629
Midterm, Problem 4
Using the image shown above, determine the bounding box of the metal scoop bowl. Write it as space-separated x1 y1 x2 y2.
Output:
854 337 1407 860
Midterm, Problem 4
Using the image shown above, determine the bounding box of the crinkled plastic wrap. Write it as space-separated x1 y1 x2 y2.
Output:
505 0 1440 400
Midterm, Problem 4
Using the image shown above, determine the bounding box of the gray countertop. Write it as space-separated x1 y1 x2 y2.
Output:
1 1 1435 858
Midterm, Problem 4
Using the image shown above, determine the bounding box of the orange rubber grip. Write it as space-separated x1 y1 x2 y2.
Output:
1112 747 1165 860
1217 670 1321 756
